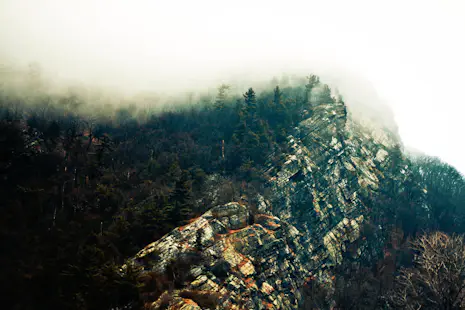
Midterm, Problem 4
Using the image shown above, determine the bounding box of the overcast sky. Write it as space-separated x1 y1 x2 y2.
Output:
1 0 464 173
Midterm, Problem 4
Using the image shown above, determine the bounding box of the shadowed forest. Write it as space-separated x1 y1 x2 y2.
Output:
1 71 465 309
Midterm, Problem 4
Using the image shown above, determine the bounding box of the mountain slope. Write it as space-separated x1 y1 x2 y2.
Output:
2 73 464 309
125 95 411 309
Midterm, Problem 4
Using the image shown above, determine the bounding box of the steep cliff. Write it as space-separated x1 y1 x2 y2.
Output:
124 98 408 309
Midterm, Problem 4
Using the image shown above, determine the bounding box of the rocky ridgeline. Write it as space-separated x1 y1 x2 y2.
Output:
129 202 305 309
125 100 405 309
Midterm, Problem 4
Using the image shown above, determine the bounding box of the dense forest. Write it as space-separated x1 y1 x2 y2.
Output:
1 70 465 309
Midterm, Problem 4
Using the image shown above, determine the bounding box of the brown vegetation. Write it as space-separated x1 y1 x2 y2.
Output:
391 232 465 310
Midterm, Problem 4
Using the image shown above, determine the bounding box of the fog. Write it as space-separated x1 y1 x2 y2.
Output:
1 0 465 173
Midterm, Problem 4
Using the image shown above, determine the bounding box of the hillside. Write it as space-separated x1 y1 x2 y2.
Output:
1 74 464 309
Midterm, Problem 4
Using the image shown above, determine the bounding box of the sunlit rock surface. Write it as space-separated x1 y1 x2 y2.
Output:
126 100 404 309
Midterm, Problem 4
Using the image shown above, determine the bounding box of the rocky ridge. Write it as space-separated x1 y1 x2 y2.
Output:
125 99 405 309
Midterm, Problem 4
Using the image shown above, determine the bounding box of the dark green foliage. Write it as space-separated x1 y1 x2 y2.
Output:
214 84 230 110
412 156 465 233
195 228 204 251
211 259 232 279
243 87 257 115
302 151 465 309
301 279 331 309
0 76 323 309
2 73 464 310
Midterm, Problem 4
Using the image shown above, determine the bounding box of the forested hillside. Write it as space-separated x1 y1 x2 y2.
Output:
1 73 464 309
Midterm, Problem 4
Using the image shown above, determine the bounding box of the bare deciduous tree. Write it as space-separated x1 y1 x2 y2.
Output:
391 232 465 310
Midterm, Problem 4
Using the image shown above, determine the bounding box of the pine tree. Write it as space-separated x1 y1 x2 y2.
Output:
214 84 230 110
171 170 194 221
320 84 334 104
305 74 320 103
273 85 282 105
243 88 257 116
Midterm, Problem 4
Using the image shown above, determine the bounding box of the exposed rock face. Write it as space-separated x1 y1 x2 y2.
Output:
264 101 400 273
130 202 307 309
126 100 405 309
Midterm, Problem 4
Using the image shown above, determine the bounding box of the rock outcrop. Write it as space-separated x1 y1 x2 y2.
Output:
125 99 406 309
130 202 308 309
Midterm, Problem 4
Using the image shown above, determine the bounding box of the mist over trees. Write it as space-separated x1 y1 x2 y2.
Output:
0 72 326 309
0 70 464 309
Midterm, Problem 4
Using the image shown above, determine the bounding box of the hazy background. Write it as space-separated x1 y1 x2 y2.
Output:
1 0 464 173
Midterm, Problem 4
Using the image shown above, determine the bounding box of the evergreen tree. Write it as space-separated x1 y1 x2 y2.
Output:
214 84 230 110
305 74 320 103
273 85 282 106
320 84 334 104
243 88 257 116
272 85 290 139
171 170 194 220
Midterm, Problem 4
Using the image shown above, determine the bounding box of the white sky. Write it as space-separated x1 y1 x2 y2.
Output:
1 0 465 173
